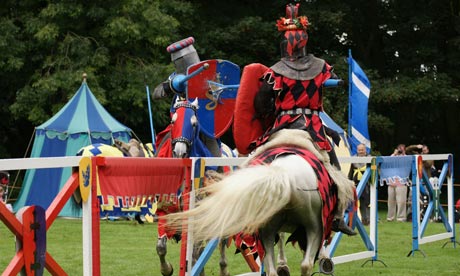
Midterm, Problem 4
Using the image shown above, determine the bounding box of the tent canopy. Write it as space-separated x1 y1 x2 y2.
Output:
14 81 132 217
39 82 130 134
320 111 351 174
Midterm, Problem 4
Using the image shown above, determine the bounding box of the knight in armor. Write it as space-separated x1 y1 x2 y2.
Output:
251 3 356 236
152 37 221 158
152 37 200 100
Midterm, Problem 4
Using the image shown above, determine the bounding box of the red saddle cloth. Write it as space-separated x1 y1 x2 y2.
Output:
155 125 173 158
154 125 179 239
235 146 337 260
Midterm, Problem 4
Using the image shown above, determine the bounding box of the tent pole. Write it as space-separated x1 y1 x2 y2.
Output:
8 127 37 203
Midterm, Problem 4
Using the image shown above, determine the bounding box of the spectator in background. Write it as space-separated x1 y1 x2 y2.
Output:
405 143 437 186
0 185 4 201
348 143 370 225
0 185 13 212
404 144 429 220
387 144 408 222
421 144 438 178
405 144 423 155
391 144 406 156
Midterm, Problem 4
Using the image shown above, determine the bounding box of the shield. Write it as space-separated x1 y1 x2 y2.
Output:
233 63 269 155
79 156 92 202
186 59 240 138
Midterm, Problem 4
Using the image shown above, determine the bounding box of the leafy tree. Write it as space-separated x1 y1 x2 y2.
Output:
1 0 460 179
2 0 194 157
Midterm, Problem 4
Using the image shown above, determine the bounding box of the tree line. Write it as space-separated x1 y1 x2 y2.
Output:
1 0 459 170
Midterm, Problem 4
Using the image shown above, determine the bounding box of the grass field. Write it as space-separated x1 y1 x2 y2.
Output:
1 212 459 275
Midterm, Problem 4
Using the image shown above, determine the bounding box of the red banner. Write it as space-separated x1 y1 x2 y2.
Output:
95 157 191 217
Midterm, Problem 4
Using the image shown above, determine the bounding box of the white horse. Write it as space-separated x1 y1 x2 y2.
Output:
166 129 347 276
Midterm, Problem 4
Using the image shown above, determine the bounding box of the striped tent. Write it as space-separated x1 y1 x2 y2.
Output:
320 111 352 174
14 80 132 217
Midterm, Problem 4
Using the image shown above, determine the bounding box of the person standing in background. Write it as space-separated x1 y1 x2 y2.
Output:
348 143 370 225
387 144 408 222
391 144 406 156
0 184 13 212
421 144 438 178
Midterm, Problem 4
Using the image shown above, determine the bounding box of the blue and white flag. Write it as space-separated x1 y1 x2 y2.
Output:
348 51 371 155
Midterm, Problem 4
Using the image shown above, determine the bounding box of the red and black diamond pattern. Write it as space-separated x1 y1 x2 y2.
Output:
257 63 333 151
284 30 308 57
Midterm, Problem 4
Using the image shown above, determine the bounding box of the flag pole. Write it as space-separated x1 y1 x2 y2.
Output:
145 84 157 153
348 49 352 139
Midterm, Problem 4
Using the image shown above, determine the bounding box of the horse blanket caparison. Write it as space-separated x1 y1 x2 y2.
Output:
250 147 337 241
235 146 338 259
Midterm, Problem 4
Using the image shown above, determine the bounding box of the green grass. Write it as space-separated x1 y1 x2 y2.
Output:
1 213 460 275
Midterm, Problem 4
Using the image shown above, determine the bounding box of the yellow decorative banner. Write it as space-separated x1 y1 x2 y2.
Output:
79 157 92 202
370 157 377 185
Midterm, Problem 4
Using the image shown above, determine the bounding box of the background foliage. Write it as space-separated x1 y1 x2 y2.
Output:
1 0 460 172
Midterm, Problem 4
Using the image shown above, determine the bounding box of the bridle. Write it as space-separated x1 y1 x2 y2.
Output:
170 101 198 157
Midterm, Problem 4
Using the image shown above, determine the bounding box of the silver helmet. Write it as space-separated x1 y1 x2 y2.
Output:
167 37 200 74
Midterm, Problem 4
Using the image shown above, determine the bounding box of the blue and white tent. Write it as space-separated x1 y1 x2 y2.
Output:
14 80 132 217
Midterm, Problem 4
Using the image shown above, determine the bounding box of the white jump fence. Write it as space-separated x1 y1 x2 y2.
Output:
0 153 456 275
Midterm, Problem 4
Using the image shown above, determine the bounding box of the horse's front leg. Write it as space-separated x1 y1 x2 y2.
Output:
300 227 322 276
277 232 290 276
156 236 173 276
219 239 230 276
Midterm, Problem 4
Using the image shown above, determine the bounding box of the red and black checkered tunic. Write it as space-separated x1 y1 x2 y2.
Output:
255 62 333 151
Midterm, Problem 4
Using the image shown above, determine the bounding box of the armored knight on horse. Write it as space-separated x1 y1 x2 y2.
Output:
152 37 240 276
234 2 356 236
153 37 239 159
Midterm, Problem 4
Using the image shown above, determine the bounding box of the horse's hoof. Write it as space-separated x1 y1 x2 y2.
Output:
161 262 173 276
219 265 230 276
276 265 290 276
318 258 334 275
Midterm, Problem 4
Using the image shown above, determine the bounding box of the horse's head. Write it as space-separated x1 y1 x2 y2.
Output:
170 98 199 158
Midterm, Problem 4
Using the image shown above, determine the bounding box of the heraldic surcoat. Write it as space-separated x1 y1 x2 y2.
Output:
254 55 334 151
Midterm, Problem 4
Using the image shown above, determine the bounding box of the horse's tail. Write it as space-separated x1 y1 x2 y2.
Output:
165 164 294 242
